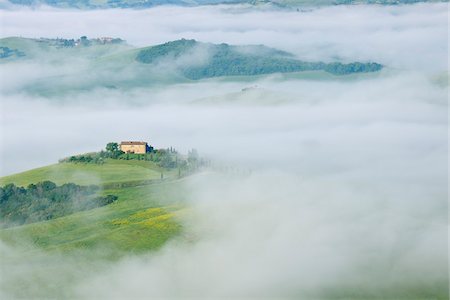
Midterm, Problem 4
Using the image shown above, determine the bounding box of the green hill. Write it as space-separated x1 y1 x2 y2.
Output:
0 37 383 96
0 159 173 187
0 36 131 63
0 159 187 258
136 39 383 79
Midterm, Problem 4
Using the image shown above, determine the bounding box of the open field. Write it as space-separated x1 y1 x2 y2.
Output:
0 171 189 298
0 159 177 187
0 159 186 257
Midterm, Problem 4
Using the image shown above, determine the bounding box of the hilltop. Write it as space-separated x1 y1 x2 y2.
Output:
136 39 382 79
0 37 383 96
0 144 202 257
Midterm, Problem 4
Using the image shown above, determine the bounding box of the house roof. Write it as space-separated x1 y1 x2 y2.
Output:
120 141 147 145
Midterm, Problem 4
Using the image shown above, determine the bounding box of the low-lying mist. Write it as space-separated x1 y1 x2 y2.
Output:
1 68 447 298
75 171 447 298
0 2 448 299
0 3 447 72
1 69 446 175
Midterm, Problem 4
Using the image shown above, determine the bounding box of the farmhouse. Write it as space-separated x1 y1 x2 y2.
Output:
120 141 149 154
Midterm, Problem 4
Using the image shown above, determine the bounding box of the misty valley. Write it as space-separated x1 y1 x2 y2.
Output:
0 1 448 299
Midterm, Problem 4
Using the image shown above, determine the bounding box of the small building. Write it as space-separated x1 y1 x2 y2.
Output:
120 141 149 154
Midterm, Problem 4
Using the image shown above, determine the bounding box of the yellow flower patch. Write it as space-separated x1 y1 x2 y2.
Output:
110 206 182 230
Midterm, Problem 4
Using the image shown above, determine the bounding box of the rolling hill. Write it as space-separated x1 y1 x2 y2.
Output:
0 159 188 258
0 37 383 96
136 39 383 79
0 159 175 187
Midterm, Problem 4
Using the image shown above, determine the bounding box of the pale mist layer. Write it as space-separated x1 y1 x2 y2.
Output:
0 3 447 72
0 2 448 299
1 70 447 298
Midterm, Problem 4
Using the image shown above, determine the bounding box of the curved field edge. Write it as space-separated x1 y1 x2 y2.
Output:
0 159 177 187
0 160 188 257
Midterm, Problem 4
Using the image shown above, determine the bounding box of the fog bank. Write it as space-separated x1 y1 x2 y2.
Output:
1 68 447 298
75 170 447 298
0 2 448 299
0 3 447 72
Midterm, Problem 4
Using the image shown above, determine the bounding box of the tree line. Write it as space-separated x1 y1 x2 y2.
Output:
0 181 117 228
59 142 204 170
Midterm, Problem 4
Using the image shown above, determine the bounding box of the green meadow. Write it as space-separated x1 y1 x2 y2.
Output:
0 159 177 187
0 159 187 258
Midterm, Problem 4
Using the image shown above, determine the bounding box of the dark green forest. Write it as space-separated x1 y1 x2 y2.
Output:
0 181 117 228
136 39 383 79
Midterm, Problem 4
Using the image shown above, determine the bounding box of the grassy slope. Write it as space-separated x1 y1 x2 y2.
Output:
0 159 176 187
0 37 46 50
0 159 185 257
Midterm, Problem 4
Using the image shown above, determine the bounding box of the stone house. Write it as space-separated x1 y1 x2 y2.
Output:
120 141 149 154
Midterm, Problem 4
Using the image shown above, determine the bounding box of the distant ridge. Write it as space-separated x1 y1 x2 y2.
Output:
0 37 384 95
136 39 383 79
6 0 445 9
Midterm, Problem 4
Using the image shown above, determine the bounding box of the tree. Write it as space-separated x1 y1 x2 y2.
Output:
160 153 174 168
188 149 199 163
0 181 117 228
105 142 123 159
106 142 119 153
80 36 90 46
